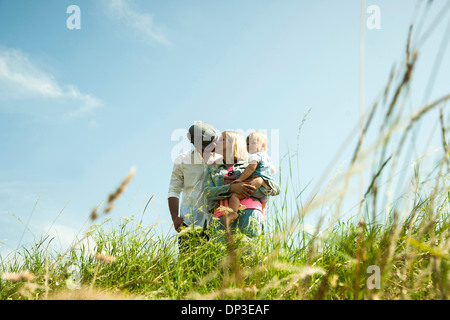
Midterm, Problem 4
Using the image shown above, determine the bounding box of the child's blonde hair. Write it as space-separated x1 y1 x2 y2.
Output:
247 131 268 152
223 131 248 163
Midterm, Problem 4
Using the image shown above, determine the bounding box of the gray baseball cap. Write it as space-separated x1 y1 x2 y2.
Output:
187 121 219 147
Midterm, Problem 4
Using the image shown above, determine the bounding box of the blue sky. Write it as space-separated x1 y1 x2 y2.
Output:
1 0 449 257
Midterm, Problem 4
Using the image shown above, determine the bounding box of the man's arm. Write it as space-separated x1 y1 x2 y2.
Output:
168 197 184 232
168 161 184 232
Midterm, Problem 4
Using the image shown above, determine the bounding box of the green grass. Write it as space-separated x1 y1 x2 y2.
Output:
0 192 448 300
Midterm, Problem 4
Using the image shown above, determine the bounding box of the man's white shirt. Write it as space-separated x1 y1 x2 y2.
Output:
168 149 222 227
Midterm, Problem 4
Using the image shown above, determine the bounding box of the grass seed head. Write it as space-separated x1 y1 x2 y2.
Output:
105 166 136 211
90 208 98 221
95 253 117 263
2 270 35 282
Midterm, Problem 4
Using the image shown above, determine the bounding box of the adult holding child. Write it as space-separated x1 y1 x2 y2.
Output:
203 131 280 241
168 121 222 249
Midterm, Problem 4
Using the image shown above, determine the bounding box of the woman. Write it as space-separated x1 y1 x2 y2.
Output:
203 131 280 241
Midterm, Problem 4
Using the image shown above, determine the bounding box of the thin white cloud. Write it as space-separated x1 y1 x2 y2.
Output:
0 48 103 119
43 222 97 254
104 0 171 45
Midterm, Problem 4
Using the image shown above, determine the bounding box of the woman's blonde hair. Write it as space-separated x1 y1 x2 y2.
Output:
247 130 268 152
223 131 248 164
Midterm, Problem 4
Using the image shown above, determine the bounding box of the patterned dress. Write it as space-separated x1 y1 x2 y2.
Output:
203 159 280 240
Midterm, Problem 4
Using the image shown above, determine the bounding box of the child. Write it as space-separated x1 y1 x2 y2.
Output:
224 131 275 221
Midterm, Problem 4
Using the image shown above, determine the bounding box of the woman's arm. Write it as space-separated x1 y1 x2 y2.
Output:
229 182 257 198
246 176 280 197
203 167 232 202
232 162 257 184
262 176 280 196
203 166 257 202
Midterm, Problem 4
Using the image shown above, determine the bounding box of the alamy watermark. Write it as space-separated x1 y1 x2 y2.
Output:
66 4 380 31
66 5 81 30
366 265 381 289
366 5 381 30
66 264 81 290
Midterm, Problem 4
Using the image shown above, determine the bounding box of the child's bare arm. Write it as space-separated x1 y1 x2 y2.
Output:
232 162 258 184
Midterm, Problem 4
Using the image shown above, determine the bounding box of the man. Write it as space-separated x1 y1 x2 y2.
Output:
168 122 221 248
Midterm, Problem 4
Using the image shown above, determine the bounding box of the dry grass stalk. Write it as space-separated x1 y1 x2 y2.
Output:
439 108 449 173
192 286 258 300
2 270 35 282
89 207 98 221
107 166 136 204
44 287 141 300
95 253 117 264
90 166 136 221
